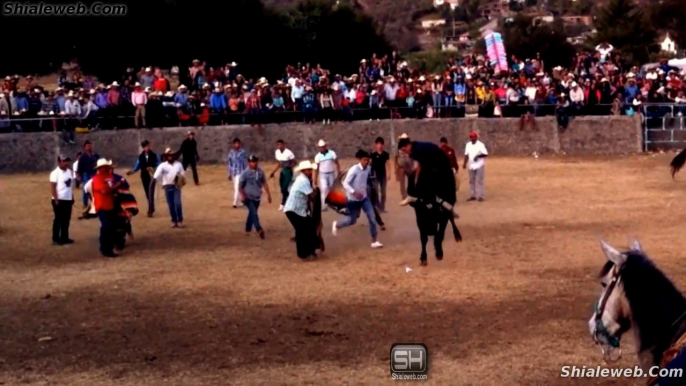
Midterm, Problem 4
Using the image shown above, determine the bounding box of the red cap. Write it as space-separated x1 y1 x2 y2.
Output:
469 131 478 138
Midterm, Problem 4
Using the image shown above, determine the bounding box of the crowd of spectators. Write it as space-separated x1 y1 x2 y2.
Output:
1 45 685 137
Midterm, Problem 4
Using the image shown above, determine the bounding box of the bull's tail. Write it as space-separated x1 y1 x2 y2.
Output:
449 215 462 242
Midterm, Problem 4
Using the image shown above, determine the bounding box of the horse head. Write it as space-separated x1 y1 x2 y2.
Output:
589 239 686 369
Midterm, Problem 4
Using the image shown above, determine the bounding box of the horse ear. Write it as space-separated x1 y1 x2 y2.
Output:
600 239 627 267
630 238 643 252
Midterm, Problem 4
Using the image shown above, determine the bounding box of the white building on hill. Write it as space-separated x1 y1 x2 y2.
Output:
661 33 677 54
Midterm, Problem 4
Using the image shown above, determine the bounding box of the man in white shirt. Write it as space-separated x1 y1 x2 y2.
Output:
269 139 296 211
313 139 340 210
50 154 75 245
332 150 383 249
569 82 585 113
153 148 186 228
463 132 488 202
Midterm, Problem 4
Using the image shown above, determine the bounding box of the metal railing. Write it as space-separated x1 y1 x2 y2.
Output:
642 104 686 151
0 102 669 134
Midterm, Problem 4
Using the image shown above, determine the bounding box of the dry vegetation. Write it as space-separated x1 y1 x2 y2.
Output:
1 154 686 385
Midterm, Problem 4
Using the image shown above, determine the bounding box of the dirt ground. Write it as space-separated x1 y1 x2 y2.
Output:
1 154 686 385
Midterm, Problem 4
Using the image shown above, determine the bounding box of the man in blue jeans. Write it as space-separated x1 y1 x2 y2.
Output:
332 150 383 249
239 155 271 239
76 140 100 208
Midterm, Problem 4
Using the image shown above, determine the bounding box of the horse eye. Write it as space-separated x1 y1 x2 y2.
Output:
601 282 607 288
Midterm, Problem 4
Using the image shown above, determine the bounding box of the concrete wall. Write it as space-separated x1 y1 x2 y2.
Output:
0 116 642 173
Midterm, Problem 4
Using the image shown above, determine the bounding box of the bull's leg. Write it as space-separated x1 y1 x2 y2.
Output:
434 215 449 260
420 230 428 266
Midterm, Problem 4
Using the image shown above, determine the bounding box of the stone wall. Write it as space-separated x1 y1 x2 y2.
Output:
0 116 642 173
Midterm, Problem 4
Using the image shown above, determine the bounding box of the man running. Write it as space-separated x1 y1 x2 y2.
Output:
313 139 340 211
332 150 383 249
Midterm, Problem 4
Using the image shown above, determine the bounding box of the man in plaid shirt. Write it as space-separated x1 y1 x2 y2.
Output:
228 137 249 208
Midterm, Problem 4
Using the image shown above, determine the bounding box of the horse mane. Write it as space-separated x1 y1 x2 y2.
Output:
612 252 686 359
670 148 686 179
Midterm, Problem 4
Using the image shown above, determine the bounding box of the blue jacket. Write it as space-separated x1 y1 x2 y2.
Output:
209 93 227 110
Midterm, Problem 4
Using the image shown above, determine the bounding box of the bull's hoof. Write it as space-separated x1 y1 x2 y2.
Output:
436 250 443 260
420 260 428 267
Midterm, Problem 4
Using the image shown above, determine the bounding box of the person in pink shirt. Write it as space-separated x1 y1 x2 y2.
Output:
131 83 148 129
107 82 121 129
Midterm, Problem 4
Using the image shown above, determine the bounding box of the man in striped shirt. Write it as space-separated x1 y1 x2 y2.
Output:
332 150 383 249
228 137 249 208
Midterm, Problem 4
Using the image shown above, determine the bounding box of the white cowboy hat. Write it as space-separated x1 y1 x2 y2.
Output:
360 59 367 63
294 160 317 173
202 84 210 89
399 133 409 139
376 80 383 86
601 77 608 82
371 90 378 95
178 84 187 90
407 79 413 83
134 82 141 87
571 82 578 87
165 91 174 97
633 98 642 106
419 76 426 81
627 72 636 78
560 93 566 97
144 87 151 93
67 91 74 97
111 81 119 87
231 62 237 66
145 67 152 72
89 89 96 94
317 139 327 147
94 159 113 169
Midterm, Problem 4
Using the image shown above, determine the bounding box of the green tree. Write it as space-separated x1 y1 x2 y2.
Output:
649 0 686 52
593 0 658 65
502 15 576 69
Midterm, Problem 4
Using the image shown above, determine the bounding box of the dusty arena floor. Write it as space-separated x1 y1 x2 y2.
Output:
1 154 686 385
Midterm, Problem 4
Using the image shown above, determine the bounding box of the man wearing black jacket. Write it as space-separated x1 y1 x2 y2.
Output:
127 140 159 217
180 131 200 185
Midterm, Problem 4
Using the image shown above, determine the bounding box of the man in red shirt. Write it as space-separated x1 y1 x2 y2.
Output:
91 159 121 257
439 137 460 191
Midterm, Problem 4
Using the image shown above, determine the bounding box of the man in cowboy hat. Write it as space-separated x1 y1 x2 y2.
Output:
313 139 340 211
463 131 488 201
180 131 200 185
91 158 121 257
106 82 121 129
269 139 296 211
131 83 147 129
239 155 271 239
284 160 319 260
154 148 185 228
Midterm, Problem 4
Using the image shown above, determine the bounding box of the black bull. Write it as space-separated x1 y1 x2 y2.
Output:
409 163 462 263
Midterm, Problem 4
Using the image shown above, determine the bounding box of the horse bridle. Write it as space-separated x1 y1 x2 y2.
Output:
594 265 623 362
